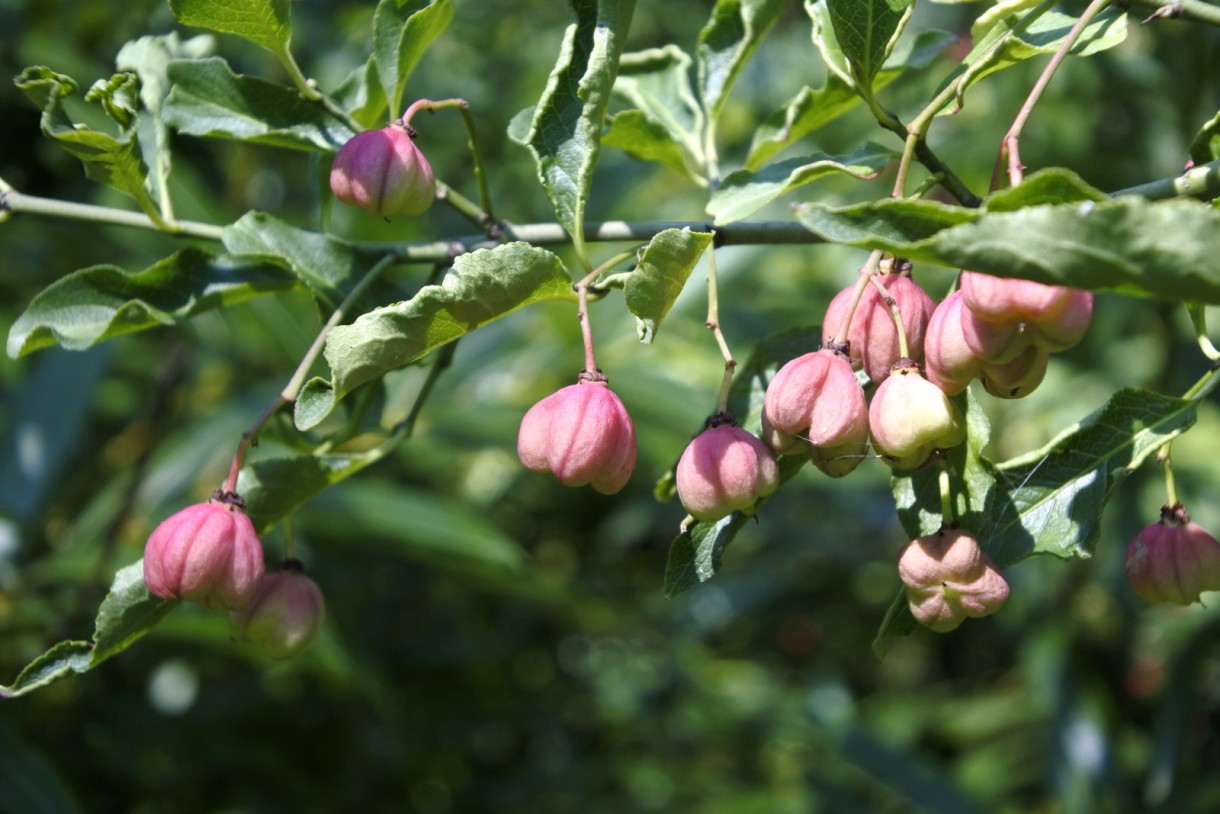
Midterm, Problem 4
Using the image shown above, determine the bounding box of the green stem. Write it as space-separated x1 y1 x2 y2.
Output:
401 98 498 234
1119 0 1220 26
1160 443 1179 508
272 41 322 102
1186 302 1220 361
868 272 910 360
703 243 735 415
938 466 955 525
830 251 884 349
1111 158 1220 201
1 188 224 239
998 0 1113 188
1182 364 1220 401
223 253 399 494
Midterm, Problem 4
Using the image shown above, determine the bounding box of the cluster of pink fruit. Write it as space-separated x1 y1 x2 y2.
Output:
142 492 326 660
516 264 1101 631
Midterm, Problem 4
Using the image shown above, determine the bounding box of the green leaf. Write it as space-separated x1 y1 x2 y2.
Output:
0 720 85 814
613 46 704 160
237 451 386 531
947 6 1127 115
603 110 700 181
824 0 914 88
526 0 637 265
222 211 389 309
7 248 296 358
971 0 1044 41
1188 110 1220 165
0 562 175 699
796 190 1220 303
875 386 1201 648
697 0 785 123
624 228 713 342
295 242 574 430
664 454 807 598
168 0 291 54
746 29 956 169
808 0 852 88
163 57 356 152
14 66 152 208
373 0 454 121
709 142 894 224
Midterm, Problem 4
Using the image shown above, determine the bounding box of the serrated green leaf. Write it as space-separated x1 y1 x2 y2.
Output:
946 6 1126 116
14 66 152 209
697 0 785 123
796 188 1220 303
373 0 453 121
526 0 637 266
7 248 296 358
1189 110 1220 165
613 46 704 161
169 0 291 54
295 243 574 430
824 0 914 88
163 57 356 152
1 562 174 699
222 211 389 309
746 30 956 169
709 142 894 224
603 111 699 181
624 228 713 342
875 386 1202 648
237 451 385 531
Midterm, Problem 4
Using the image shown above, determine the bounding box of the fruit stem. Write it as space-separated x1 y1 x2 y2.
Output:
830 250 884 350
572 250 637 376
939 466 955 525
995 0 1113 189
1158 443 1179 508
703 244 736 414
867 272 910 360
1186 302 1220 361
402 99 497 232
223 252 399 494
283 514 296 561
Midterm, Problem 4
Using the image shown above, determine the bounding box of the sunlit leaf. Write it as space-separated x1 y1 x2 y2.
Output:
697 0 785 123
824 0 914 88
168 0 292 54
372 0 454 121
624 228 713 342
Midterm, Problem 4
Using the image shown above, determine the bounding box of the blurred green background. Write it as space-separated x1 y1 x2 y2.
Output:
2 1 1220 811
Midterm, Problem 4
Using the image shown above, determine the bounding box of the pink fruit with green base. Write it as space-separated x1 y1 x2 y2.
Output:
330 122 437 217
868 361 965 470
676 421 780 521
898 528 1009 632
231 560 326 660
1125 503 1220 605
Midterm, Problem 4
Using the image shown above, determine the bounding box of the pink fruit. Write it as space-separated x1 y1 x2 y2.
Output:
330 122 436 217
761 349 870 476
898 528 1009 632
143 496 265 611
822 272 936 385
517 378 637 495
868 361 965 470
676 422 780 521
923 291 984 395
959 271 1093 352
231 560 326 660
1125 503 1220 605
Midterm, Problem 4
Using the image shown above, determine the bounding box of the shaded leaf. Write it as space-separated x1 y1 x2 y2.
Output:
796 189 1220 303
168 0 291 54
624 228 713 342
295 243 573 430
698 0 785 123
8 248 296 358
222 211 389 309
824 0 914 88
747 29 956 168
0 562 175 699
613 45 703 160
709 142 894 224
603 110 699 181
14 67 151 207
808 0 852 88
526 0 637 265
163 57 356 152
373 0 454 120
238 451 387 531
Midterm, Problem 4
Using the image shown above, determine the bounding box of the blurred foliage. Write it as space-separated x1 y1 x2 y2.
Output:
2 1 1220 813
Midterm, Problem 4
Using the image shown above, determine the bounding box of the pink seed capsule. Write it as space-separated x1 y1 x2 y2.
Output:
676 423 780 522
330 121 437 217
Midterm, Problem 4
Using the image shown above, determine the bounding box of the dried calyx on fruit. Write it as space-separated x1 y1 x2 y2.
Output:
143 491 265 611
1125 502 1220 605
231 559 326 660
898 528 1009 632
822 261 936 385
330 119 437 217
517 371 637 495
868 360 965 470
761 348 869 477
676 414 780 522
